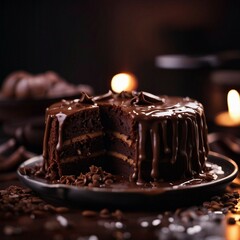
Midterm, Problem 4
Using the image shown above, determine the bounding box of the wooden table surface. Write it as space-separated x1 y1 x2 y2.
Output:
0 132 240 240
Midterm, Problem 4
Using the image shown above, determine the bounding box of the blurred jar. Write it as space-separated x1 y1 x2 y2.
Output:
155 54 216 112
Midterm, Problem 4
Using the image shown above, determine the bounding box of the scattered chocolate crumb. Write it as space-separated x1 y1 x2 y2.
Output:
82 210 98 217
227 217 236 225
112 210 124 220
99 208 111 218
81 208 125 221
19 164 43 176
0 184 239 239
0 185 69 219
54 207 70 214
44 220 62 231
20 164 116 188
56 165 116 188
202 191 239 213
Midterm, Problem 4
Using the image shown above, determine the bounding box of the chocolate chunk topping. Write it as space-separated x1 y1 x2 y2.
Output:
130 92 164 106
92 90 114 101
78 92 94 104
116 91 136 99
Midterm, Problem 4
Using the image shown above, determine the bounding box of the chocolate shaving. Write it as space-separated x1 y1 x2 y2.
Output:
131 92 164 106
92 90 114 102
78 92 94 104
116 91 136 99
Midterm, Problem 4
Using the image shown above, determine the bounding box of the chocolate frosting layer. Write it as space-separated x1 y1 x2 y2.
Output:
43 91 209 183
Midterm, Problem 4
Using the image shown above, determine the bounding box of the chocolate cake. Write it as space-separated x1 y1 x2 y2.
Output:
43 91 209 183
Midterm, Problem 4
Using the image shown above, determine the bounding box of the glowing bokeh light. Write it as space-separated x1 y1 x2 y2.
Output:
111 73 137 93
227 89 240 123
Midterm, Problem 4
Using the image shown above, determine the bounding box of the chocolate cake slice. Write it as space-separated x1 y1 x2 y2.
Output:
43 93 105 179
93 92 138 179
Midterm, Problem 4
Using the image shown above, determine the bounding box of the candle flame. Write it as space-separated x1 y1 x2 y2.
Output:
227 89 240 123
111 73 137 93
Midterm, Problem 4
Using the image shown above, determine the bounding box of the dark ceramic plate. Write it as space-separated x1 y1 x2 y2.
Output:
17 152 238 210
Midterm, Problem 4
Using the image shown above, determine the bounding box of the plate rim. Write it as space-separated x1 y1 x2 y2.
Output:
17 151 238 195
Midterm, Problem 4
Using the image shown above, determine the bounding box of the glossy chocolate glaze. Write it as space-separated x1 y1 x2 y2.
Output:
43 91 209 183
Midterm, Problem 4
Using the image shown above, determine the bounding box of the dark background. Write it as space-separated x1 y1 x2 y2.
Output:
1 0 240 102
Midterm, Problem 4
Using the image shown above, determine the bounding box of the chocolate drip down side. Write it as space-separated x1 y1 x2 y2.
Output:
43 115 52 172
133 109 209 184
55 113 67 152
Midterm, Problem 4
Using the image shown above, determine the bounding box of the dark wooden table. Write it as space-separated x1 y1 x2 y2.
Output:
0 131 240 240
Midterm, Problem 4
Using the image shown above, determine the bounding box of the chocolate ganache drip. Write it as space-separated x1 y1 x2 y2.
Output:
129 96 209 184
